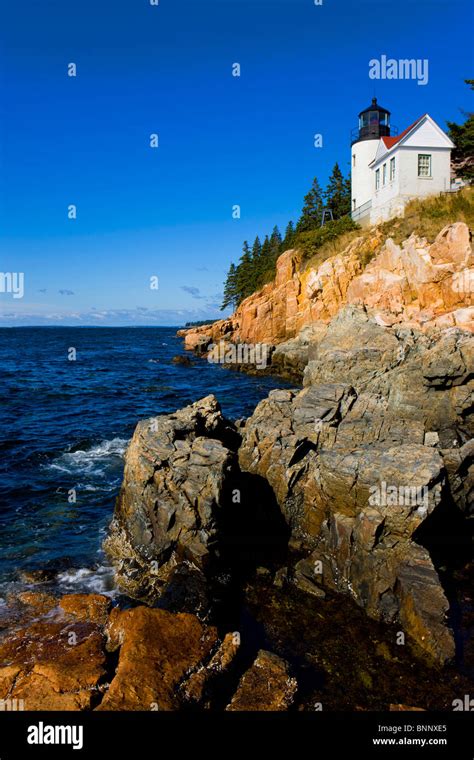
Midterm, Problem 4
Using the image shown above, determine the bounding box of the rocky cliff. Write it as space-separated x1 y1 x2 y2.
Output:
179 222 473 367
96 213 474 708
105 350 472 666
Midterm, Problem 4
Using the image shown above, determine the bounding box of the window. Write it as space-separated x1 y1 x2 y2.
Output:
375 169 380 190
352 154 356 167
382 163 387 185
390 157 396 181
353 199 356 210
418 154 432 177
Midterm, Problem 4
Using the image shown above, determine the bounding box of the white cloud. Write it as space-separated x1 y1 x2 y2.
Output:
0 305 223 326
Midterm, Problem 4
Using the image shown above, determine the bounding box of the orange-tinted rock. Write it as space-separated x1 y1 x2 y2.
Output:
180 632 240 705
98 607 218 711
59 594 111 626
429 222 473 267
226 650 297 711
0 619 107 710
17 591 58 614
180 223 473 354
346 227 473 327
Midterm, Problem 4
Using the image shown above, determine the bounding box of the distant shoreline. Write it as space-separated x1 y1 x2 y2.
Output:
0 324 185 329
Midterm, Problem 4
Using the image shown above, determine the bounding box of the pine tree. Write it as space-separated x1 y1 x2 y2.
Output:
282 221 295 250
252 235 268 285
270 225 282 246
260 235 271 261
296 177 325 232
248 236 261 281
251 236 262 259
236 240 254 303
268 226 282 269
221 263 238 311
325 162 351 219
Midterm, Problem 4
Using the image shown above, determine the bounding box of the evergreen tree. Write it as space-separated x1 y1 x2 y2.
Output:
249 236 263 282
447 79 474 181
253 235 269 284
251 236 262 260
236 240 254 302
221 263 238 311
268 226 282 269
325 162 351 219
282 221 295 250
296 177 325 232
270 225 282 246
223 163 357 307
260 234 271 261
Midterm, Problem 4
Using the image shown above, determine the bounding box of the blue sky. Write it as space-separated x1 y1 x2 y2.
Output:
0 0 472 325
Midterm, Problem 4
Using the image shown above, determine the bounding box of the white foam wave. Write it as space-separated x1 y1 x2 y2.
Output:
45 437 128 476
56 565 117 596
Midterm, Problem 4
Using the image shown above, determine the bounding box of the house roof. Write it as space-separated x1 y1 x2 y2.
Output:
381 115 427 149
369 113 454 168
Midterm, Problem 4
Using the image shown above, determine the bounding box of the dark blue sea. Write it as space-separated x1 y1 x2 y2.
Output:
0 327 290 603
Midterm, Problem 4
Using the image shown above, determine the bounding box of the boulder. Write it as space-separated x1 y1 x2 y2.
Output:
0 593 244 712
104 396 238 603
59 594 111 626
303 307 473 448
0 618 107 710
17 591 57 614
180 632 240 706
184 333 211 353
239 381 458 663
292 557 326 598
442 440 474 516
98 607 218 711
171 354 192 365
226 650 297 711
271 323 328 381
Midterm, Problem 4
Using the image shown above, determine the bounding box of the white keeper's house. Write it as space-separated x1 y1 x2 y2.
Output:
351 98 456 225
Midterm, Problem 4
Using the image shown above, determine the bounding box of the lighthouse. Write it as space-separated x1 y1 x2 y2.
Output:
351 98 391 223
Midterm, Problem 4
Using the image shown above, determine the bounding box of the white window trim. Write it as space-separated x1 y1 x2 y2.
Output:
418 154 432 178
390 157 395 182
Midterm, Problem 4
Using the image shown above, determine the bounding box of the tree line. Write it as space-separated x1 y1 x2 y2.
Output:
221 80 473 313
221 162 351 310
447 79 474 182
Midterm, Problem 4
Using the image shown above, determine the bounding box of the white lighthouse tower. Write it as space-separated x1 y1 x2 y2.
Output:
351 98 391 225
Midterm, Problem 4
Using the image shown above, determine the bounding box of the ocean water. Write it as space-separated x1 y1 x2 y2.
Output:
0 327 290 600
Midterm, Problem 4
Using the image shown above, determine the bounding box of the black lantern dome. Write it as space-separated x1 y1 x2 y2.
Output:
352 97 391 144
